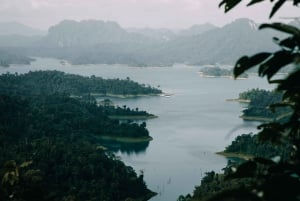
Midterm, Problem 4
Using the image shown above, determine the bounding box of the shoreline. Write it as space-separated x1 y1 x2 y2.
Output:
240 111 292 122
98 135 153 143
198 72 248 79
239 115 272 122
226 98 250 103
198 73 231 79
91 93 161 99
216 151 253 160
108 115 158 120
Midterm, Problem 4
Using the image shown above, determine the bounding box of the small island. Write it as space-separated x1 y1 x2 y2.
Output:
0 70 162 97
233 88 292 122
217 133 291 161
199 66 248 79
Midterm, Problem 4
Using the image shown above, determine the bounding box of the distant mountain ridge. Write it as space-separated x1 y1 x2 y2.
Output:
156 18 280 65
0 21 45 36
41 20 154 48
127 27 177 41
127 23 217 41
177 23 217 37
0 18 286 66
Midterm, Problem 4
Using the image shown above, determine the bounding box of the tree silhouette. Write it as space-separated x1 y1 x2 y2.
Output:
219 0 300 18
203 1 300 201
180 1 300 201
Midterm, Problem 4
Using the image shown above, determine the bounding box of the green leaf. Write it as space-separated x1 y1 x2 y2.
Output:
279 37 298 50
258 51 293 80
269 79 284 84
270 0 286 18
234 53 271 78
219 0 242 12
273 37 280 44
259 23 300 36
253 157 276 166
277 70 300 91
247 0 265 6
232 161 257 178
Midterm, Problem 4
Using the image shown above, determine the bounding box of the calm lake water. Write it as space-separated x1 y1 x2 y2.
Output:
0 58 274 201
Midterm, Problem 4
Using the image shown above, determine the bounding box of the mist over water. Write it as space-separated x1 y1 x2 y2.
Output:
0 58 273 201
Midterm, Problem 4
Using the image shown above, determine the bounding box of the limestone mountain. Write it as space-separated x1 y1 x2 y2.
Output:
156 18 280 65
40 20 153 48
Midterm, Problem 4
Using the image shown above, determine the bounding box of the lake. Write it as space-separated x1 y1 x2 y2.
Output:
0 58 274 201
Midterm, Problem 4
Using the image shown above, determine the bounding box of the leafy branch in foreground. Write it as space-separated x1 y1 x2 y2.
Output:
232 23 300 145
182 2 300 201
199 6 300 201
219 0 300 18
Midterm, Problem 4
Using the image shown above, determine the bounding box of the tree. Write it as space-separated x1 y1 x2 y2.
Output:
194 1 300 201
219 0 300 18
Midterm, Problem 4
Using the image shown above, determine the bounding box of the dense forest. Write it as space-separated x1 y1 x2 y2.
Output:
224 133 291 161
180 0 300 201
238 88 291 121
183 92 294 201
0 70 162 96
99 99 156 120
0 71 158 201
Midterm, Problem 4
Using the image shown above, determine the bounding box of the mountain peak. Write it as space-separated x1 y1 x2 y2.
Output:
178 23 217 37
48 19 124 33
223 18 258 31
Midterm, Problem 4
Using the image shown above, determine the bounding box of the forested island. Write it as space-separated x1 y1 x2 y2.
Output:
183 131 293 201
218 133 291 161
236 89 291 122
182 88 294 201
0 70 162 97
199 66 248 79
0 71 158 201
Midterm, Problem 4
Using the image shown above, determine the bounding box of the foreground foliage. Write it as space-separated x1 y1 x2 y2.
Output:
182 1 300 201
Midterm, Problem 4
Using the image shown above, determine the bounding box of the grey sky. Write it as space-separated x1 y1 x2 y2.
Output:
0 0 299 30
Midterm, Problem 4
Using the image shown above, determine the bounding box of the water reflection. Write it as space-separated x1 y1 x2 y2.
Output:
100 140 149 155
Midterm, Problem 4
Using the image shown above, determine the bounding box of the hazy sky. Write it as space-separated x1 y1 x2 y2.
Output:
0 0 299 30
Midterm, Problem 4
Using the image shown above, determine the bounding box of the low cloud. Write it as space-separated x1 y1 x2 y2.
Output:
0 0 298 30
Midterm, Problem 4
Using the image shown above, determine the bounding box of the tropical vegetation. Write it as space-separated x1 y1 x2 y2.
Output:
180 0 300 201
0 71 158 201
0 70 161 96
238 88 291 121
